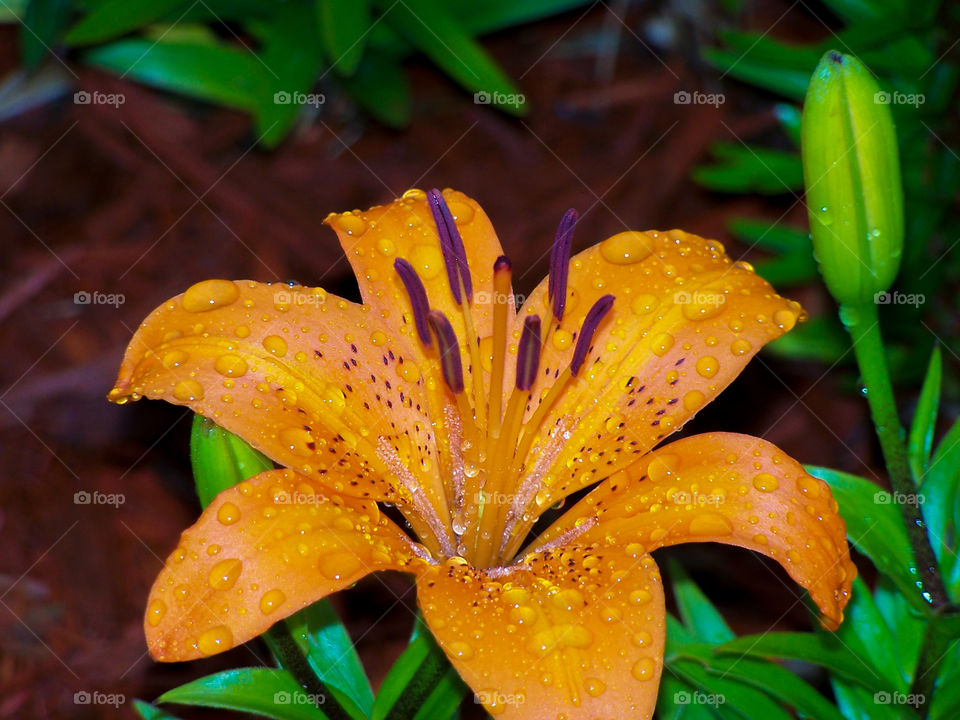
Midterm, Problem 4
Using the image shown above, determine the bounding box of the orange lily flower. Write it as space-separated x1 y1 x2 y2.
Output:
110 188 855 719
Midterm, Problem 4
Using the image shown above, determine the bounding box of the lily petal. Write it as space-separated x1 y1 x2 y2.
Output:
512 230 802 520
109 279 450 545
418 546 665 719
533 432 855 628
145 469 426 661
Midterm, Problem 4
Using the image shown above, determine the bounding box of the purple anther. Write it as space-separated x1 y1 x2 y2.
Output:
548 209 578 321
428 188 473 304
427 310 464 394
570 295 614 377
515 315 542 392
394 258 432 346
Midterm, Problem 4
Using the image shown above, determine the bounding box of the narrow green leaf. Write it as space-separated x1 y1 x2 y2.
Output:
873 575 924 685
669 657 795 720
84 39 266 112
930 642 960 719
451 0 592 35
21 0 73 67
831 577 903 689
806 466 925 610
338 49 412 127
133 700 184 720
157 668 329 720
317 0 369 75
677 644 847 720
376 0 526 115
714 632 891 694
189 415 274 507
765 315 850 363
371 629 454 720
703 48 811 101
908 345 941 481
693 143 804 194
831 677 918 720
727 217 809 253
66 0 187 46
921 413 960 572
753 252 819 287
284 601 374 716
669 561 734 644
409 666 468 720
656 673 718 720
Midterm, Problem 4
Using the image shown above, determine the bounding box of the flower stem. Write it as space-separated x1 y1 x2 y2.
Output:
842 302 948 610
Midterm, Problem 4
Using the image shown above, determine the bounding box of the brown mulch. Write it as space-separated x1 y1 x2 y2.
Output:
0 3 880 718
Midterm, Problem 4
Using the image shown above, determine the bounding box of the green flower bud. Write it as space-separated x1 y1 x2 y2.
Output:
190 415 273 508
801 51 903 307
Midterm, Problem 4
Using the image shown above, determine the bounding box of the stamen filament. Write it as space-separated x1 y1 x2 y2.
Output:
488 256 512 433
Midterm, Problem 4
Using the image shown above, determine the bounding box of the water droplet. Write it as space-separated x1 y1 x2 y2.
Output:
217 502 241 525
797 476 821 498
214 354 248 378
681 295 725 321
683 390 705 411
146 599 166 627
585 678 606 697
599 231 654 265
260 588 286 614
774 309 797 331
161 350 189 369
411 245 443 279
509 606 537 624
336 213 368 236
263 335 288 357
552 329 573 350
376 238 396 256
647 453 681 483
448 201 475 223
752 473 779 493
551 588 585 611
449 641 474 659
197 625 234 655
398 362 421 382
318 551 361 581
208 558 242 590
696 356 719 378
631 657 656 681
182 279 239 313
173 379 204 402
688 513 733 536
371 330 387 346
629 589 652 605
730 338 752 356
323 386 347 414
651 333 675 357
280 427 315 457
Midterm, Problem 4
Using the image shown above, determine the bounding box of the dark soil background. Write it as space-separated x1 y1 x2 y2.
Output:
0 2 886 718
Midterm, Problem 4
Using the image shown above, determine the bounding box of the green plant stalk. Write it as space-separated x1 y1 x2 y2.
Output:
909 610 960 713
843 302 948 610
264 625 357 720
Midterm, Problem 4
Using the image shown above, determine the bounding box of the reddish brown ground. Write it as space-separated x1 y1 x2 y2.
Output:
0 3 881 718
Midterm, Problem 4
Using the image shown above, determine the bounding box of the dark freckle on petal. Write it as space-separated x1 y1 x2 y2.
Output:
668 398 678 404
343 361 350 370
675 358 685 366
646 397 655 405
351 344 358 353
656 409 666 416
652 420 660 426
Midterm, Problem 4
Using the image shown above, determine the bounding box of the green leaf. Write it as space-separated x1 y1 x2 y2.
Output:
157 668 329 720
831 677 917 720
753 252 819 287
727 217 809 254
21 0 73 67
66 0 187 46
189 415 273 508
921 413 960 575
84 38 266 112
693 143 804 194
677 644 847 720
703 47 812 101
284 601 374 716
669 561 734 644
371 626 462 720
317 0 369 75
669 657 795 720
409 666 468 720
765 314 849 363
133 700 184 720
451 0 593 35
714 632 891 694
831 577 902 689
376 0 526 115
338 49 412 127
821 0 903 24
930 642 960 719
656 673 718 720
253 1 326 147
873 575 924 685
806 466 925 610
909 345 941 482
